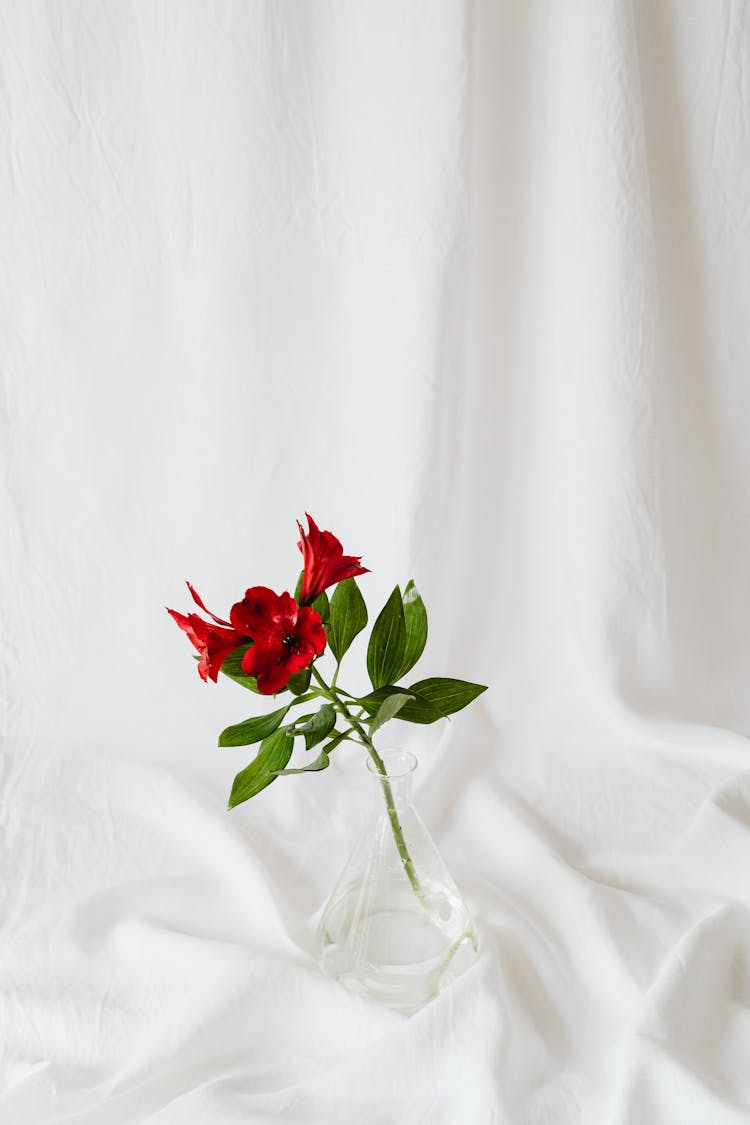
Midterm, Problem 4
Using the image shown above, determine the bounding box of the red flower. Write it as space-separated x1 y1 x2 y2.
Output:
167 583 246 682
230 586 326 695
296 513 369 605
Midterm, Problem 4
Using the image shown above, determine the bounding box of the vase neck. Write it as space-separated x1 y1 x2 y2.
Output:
366 749 417 804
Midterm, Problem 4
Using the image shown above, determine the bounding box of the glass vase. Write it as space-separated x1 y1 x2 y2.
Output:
316 750 478 1014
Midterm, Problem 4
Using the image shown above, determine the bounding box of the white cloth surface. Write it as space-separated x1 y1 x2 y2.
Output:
1 1 749 1122
2 731 750 1124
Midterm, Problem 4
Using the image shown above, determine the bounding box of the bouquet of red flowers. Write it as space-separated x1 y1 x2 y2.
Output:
168 515 486 815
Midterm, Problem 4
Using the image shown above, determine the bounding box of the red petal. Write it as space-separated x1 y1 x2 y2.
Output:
170 607 243 682
243 640 292 695
203 633 244 682
230 586 286 640
169 608 222 646
257 663 294 695
324 556 369 589
319 527 344 556
295 606 327 655
297 513 323 561
186 582 232 627
283 645 315 675
242 638 282 675
297 514 368 604
297 514 327 603
167 608 202 650
275 591 299 633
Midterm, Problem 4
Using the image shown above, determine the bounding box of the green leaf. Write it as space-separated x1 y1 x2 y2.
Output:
312 590 330 622
408 677 487 718
360 678 486 724
272 748 331 776
228 727 294 808
268 720 352 777
397 580 428 680
288 704 336 750
327 578 368 662
368 692 414 736
322 729 351 753
293 572 329 621
287 711 314 728
287 691 320 706
366 586 406 689
287 667 312 695
218 705 290 747
359 686 443 725
289 707 336 735
218 645 259 692
305 718 336 750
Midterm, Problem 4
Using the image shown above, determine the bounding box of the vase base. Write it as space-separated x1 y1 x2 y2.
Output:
317 879 478 1014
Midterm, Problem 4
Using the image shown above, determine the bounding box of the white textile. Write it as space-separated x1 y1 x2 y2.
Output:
1 1 749 1122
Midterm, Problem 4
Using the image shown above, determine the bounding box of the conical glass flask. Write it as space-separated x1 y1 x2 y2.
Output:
316 750 478 1013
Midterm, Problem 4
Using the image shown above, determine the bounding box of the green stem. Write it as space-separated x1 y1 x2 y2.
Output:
310 665 430 909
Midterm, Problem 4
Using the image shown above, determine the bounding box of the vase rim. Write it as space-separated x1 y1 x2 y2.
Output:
366 749 417 778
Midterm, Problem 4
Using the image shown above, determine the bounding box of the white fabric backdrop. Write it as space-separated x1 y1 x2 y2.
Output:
1 1 749 1122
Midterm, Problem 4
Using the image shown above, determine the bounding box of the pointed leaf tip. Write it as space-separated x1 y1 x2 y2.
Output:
397 580 428 680
227 726 294 808
366 586 406 689
218 704 290 748
328 577 368 662
368 691 414 735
